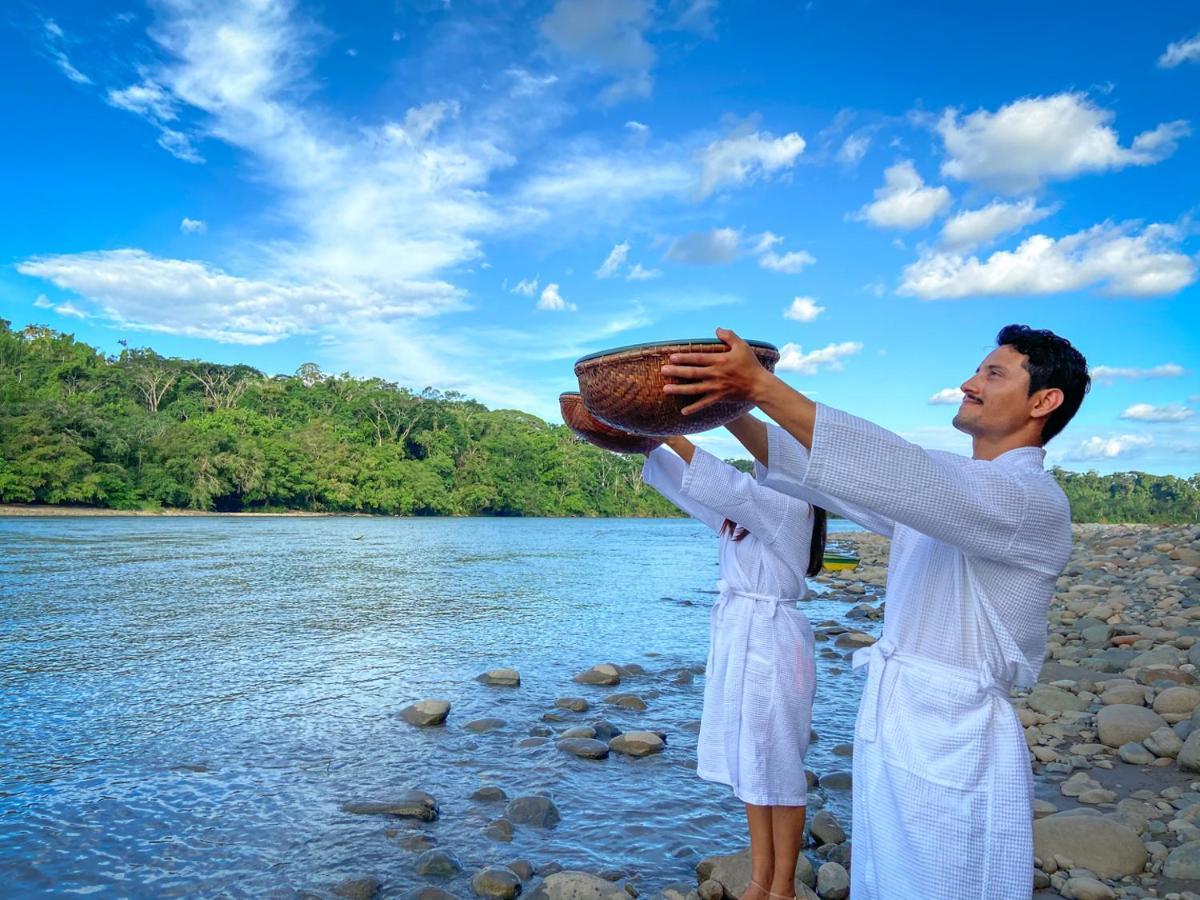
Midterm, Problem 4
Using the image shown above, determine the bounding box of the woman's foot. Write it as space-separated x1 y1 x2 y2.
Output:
767 891 797 900
739 879 770 900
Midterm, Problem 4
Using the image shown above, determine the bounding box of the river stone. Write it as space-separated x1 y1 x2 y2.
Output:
401 888 457 900
556 738 610 759
507 860 534 882
1096 704 1168 747
1119 742 1157 765
698 880 722 900
815 862 849 900
478 668 521 687
1177 731 1200 772
471 866 521 899
1145 726 1183 758
1154 686 1200 716
555 698 590 712
1100 683 1146 706
809 810 846 845
560 726 596 739
334 877 383 900
343 791 439 821
505 795 561 827
415 849 463 877
1063 877 1115 900
465 718 506 733
1028 686 1087 716
589 720 623 742
609 731 665 757
696 849 817 896
1032 812 1147 878
525 871 629 900
604 693 648 711
399 700 451 727
472 786 507 803
1164 840 1200 879
818 771 852 791
484 818 514 842
1132 647 1184 668
574 664 621 686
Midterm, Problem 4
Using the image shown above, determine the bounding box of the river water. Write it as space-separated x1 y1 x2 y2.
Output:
0 516 876 898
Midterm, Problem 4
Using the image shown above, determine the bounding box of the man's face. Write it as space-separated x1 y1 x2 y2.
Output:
952 345 1035 439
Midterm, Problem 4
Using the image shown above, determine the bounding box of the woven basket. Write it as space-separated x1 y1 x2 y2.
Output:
574 339 780 436
560 392 663 454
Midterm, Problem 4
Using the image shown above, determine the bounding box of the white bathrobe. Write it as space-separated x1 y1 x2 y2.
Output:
761 406 1072 900
643 445 816 806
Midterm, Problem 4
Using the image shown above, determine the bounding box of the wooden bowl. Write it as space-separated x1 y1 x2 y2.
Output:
559 392 662 454
574 339 780 436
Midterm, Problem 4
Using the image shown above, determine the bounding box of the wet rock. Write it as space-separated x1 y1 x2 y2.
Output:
399 700 451 727
1032 812 1147 878
478 668 521 687
333 877 383 900
472 786 508 803
557 737 610 760
695 849 817 897
507 860 534 882
400 888 456 900
831 743 853 757
465 718 506 733
1095 704 1169 747
505 795 561 827
809 810 846 845
555 698 590 713
525 871 629 900
415 850 463 878
589 720 623 742
574 664 621 686
343 791 439 821
484 818 514 842
560 726 597 739
471 866 521 899
815 862 849 900
604 693 648 711
609 732 665 757
817 771 852 791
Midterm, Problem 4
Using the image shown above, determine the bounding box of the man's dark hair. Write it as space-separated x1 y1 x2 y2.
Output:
996 324 1090 444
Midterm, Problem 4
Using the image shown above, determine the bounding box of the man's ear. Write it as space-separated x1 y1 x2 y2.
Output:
1030 387 1064 421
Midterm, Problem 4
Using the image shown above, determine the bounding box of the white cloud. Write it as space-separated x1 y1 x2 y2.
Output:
760 249 816 274
17 249 464 345
540 0 655 103
939 198 1057 251
625 120 649 134
1091 363 1185 382
54 302 89 319
863 281 886 297
519 152 692 211
34 295 54 309
506 67 559 98
1159 33 1200 68
857 161 950 230
776 341 862 374
665 228 741 264
43 19 91 85
837 133 870 165
626 263 661 280
596 241 630 278
696 130 806 198
1067 434 1153 461
900 221 1197 299
752 232 783 254
538 282 576 311
928 387 964 405
180 217 207 234
937 93 1191 192
783 296 824 322
671 0 718 36
1120 403 1195 422
511 277 540 296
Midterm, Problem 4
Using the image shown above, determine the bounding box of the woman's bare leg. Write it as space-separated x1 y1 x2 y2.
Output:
741 803 774 900
767 805 807 899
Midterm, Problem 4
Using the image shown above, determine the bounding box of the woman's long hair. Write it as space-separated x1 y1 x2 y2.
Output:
721 505 828 577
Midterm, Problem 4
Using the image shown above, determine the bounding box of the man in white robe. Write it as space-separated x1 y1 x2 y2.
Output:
664 324 1091 900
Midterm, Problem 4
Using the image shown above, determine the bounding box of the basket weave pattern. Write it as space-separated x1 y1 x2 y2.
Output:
560 393 663 454
574 341 780 436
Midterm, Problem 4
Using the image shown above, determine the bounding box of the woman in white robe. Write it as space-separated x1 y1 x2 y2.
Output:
643 434 826 900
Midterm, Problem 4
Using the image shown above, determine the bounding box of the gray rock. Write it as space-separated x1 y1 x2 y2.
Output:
507 860 534 882
400 889 456 900
1100 683 1146 706
1118 742 1156 765
809 810 846 845
817 771 852 791
333 877 383 900
472 786 507 803
1145 726 1183 759
560 726 597 739
1163 840 1200 879
574 664 621 686
1154 686 1200 716
399 700 451 727
415 850 463 877
1028 686 1087 716
604 693 648 711
556 738 610 760
343 791 439 821
1178 731 1200 772
484 818 514 842
525 871 629 900
471 866 521 899
555 698 590 712
609 731 665 757
589 720 623 742
815 862 849 899
1095 704 1169 747
696 849 816 896
505 795 561 827
1032 812 1147 878
1063 877 1115 900
477 668 521 687
465 718 506 733
1081 624 1113 648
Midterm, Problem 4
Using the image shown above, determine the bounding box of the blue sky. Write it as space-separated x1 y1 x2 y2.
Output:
3 0 1199 476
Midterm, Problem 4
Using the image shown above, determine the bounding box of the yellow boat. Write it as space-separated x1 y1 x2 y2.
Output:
822 551 860 572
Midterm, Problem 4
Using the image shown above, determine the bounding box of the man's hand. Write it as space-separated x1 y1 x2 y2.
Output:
661 328 776 416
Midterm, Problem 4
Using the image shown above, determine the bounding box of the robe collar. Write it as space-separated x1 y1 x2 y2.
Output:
987 444 1046 470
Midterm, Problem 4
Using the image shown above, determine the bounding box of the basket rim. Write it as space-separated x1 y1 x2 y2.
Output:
574 337 778 366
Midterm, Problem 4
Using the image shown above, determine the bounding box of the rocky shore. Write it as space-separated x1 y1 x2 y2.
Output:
310 524 1200 900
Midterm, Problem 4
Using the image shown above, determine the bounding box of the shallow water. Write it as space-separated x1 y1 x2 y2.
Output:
0 516 875 898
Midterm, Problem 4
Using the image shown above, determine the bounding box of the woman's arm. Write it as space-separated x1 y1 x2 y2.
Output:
662 435 696 464
724 414 769 467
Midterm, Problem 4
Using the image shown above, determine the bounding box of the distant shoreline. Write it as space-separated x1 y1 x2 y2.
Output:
0 504 679 519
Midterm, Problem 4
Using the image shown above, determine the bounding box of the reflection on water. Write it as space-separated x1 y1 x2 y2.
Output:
0 516 873 897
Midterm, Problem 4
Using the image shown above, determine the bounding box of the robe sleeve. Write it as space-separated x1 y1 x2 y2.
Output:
762 422 896 539
782 403 1048 563
642 446 726 533
676 446 812 555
